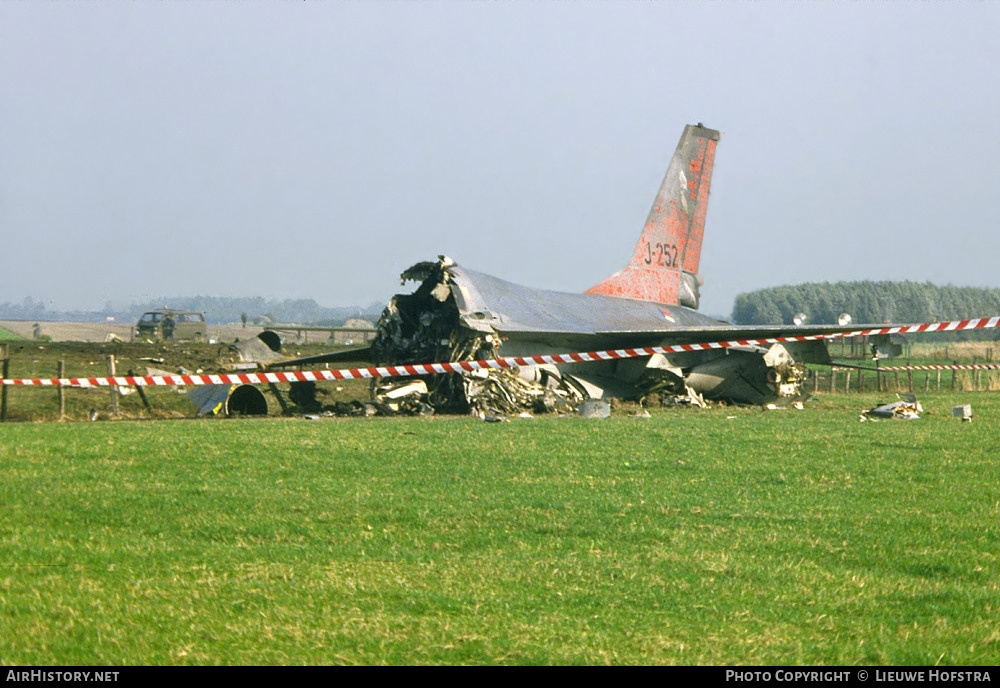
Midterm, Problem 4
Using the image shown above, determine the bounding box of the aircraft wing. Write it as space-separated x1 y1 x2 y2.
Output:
436 262 868 356
268 324 863 371
267 345 373 369
594 323 876 342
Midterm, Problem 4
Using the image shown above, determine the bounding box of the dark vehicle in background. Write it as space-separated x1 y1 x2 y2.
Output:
136 309 207 342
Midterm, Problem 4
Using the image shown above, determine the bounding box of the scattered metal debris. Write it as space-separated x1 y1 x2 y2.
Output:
187 385 230 417
373 379 435 415
230 334 284 366
636 354 707 408
578 400 611 418
952 404 973 422
861 395 923 421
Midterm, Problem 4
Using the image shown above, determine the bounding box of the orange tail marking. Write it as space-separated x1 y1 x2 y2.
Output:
586 124 719 306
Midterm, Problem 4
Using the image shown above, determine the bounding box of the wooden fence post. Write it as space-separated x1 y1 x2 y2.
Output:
108 355 119 416
1 344 8 422
58 360 66 419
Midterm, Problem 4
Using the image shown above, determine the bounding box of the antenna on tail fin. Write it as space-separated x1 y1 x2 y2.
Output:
585 123 719 308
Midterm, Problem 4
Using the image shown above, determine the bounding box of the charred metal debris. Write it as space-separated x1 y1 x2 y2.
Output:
860 395 923 421
370 259 586 416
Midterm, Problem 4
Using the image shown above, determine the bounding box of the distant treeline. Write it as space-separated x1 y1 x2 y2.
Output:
733 281 1000 339
0 296 384 326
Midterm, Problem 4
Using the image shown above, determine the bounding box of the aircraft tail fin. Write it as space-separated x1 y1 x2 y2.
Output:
585 123 719 308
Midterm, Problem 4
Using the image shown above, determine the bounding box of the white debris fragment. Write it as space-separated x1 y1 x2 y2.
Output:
952 404 973 422
577 400 611 418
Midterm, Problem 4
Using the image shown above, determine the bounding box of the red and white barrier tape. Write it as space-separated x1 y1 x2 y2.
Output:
879 364 1000 372
3 316 999 388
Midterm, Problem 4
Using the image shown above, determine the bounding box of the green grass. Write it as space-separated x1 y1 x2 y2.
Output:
2 393 999 665
0 326 24 341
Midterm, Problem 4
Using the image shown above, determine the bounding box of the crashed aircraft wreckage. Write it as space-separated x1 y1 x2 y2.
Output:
274 123 877 415
367 255 824 415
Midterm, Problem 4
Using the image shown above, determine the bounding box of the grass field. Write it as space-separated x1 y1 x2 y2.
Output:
0 341 371 421
2 337 1000 423
2 392 999 665
0 326 24 342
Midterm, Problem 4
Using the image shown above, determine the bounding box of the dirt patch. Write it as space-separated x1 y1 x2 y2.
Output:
0 319 277 344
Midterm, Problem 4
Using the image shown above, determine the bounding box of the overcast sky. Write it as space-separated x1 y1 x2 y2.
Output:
3 1 999 318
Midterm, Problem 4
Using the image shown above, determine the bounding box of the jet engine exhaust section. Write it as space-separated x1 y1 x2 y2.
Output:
682 344 809 405
187 384 268 417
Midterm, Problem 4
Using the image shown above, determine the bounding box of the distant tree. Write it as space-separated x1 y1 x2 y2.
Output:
732 281 1000 340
